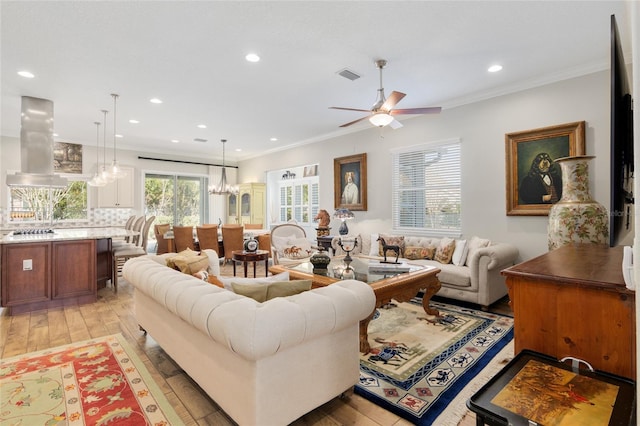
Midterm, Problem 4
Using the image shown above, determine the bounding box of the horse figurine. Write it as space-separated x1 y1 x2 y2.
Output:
377 237 401 264
313 209 331 227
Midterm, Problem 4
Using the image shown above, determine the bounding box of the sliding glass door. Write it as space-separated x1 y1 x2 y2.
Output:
144 173 209 226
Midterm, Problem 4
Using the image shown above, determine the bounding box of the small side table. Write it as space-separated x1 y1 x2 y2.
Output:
232 250 270 278
316 235 335 256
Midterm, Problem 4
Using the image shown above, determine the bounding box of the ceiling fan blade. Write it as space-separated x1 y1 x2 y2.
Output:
381 91 406 111
338 115 372 128
329 106 373 113
391 106 442 115
389 119 403 129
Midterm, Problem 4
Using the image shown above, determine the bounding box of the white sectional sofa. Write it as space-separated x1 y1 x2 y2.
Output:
123 250 376 426
333 233 519 309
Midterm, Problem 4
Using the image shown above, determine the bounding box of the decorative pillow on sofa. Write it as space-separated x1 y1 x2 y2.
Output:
465 236 491 266
279 237 313 259
192 269 225 288
404 246 431 260
434 237 456 264
167 248 210 275
378 234 405 258
231 279 312 302
451 239 469 266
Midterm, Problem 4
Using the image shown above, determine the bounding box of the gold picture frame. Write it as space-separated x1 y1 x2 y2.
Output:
334 153 367 211
505 121 586 216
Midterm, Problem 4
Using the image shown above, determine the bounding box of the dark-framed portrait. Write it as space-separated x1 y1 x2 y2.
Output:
334 153 367 211
505 121 585 216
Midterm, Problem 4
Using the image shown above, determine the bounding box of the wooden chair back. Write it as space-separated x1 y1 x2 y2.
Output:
130 216 146 246
154 223 171 254
123 215 137 242
221 224 244 263
197 225 219 255
258 233 271 257
173 226 195 252
244 223 263 229
139 216 156 251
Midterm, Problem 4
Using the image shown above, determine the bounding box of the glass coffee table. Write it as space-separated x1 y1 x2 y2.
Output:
270 256 441 353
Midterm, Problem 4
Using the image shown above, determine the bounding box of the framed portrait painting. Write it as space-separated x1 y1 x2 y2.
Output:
334 153 367 211
505 121 585 216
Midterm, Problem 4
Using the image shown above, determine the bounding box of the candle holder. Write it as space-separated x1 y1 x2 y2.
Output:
338 237 357 268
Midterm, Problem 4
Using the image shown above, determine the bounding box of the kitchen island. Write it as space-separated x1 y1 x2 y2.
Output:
0 228 134 315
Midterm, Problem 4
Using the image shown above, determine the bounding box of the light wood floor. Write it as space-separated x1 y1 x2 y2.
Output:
0 261 511 425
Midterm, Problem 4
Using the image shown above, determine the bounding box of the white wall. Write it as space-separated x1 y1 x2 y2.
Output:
238 70 624 262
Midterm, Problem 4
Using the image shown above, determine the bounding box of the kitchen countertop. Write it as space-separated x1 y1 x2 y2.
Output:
0 227 136 244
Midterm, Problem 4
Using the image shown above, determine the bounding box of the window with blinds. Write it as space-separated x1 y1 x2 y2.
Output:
391 138 461 236
279 179 319 224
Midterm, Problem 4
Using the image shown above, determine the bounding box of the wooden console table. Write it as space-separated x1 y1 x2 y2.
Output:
502 244 635 380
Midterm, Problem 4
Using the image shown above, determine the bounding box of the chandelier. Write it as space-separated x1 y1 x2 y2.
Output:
208 139 239 195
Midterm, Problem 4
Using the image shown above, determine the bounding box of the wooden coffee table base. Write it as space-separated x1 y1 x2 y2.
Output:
269 262 441 353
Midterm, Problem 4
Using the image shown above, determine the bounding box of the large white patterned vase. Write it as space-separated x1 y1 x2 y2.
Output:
547 155 609 251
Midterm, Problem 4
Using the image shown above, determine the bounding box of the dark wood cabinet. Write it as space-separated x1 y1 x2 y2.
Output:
1 242 51 307
502 244 635 380
96 238 112 289
1 240 97 315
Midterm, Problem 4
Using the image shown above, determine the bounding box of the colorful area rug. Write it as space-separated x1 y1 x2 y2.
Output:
0 333 183 425
355 298 514 425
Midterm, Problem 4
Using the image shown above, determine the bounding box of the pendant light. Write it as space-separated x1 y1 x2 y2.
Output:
109 93 127 179
208 139 238 195
88 121 106 187
100 109 115 183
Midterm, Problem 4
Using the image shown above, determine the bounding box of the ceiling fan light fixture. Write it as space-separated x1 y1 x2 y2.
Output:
369 113 394 127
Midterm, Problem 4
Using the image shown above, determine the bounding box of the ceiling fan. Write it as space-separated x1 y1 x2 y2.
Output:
330 59 441 129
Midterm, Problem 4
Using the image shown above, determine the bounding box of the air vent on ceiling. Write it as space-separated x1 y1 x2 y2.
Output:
337 68 361 81
194 138 208 143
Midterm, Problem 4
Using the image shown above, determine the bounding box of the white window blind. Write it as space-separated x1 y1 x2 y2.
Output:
391 138 461 236
278 179 319 224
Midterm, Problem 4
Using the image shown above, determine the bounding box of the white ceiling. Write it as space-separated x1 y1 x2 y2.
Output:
1 1 633 163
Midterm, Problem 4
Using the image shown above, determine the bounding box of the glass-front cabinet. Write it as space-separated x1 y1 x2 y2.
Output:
239 183 265 226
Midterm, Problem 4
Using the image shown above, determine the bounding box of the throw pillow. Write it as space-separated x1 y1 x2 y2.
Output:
279 237 313 259
465 236 491 266
434 238 456 264
424 245 436 260
368 233 379 256
378 234 405 258
231 279 312 302
165 248 197 269
171 250 210 274
404 246 430 260
451 239 469 266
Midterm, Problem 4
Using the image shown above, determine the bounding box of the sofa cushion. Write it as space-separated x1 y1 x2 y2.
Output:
451 239 468 266
404 246 435 260
168 249 210 274
231 279 312 302
434 237 456 264
465 236 491 266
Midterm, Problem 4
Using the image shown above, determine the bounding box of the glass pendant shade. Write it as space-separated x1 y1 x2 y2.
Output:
369 113 394 127
209 139 239 195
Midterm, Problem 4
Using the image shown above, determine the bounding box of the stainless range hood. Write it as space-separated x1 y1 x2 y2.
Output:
6 96 68 188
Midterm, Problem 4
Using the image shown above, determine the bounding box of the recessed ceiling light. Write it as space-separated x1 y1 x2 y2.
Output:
53 133 59 137
17 70 34 78
116 134 123 138
235 148 242 152
245 53 260 63
150 98 163 104
171 139 180 143
129 119 140 124
270 137 278 142
197 124 207 129
488 64 503 73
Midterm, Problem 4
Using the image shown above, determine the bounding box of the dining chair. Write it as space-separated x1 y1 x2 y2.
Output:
257 233 271 257
244 223 263 229
221 224 244 265
154 223 171 254
173 225 196 252
112 215 155 292
196 225 219 256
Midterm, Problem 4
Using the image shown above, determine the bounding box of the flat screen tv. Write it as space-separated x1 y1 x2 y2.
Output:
609 14 634 247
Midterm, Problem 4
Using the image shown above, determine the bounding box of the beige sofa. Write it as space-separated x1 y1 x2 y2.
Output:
122 250 376 426
333 234 519 309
